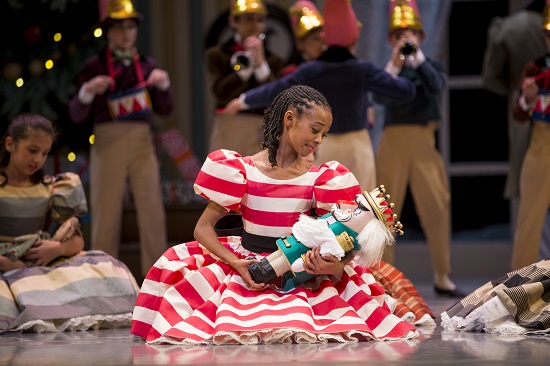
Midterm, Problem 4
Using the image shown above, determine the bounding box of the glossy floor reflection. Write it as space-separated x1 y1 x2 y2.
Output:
2 279 549 366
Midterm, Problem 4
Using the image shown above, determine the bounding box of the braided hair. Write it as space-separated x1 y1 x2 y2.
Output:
261 85 330 167
0 113 57 185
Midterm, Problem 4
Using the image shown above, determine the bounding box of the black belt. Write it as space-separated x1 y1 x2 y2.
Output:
241 231 279 254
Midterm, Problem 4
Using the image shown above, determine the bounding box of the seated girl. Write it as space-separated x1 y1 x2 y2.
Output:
0 113 139 333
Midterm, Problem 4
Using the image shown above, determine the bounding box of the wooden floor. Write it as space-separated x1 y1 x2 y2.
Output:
1 278 548 366
2 241 549 365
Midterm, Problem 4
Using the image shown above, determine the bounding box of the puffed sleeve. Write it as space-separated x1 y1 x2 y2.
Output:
193 149 247 212
313 161 362 216
49 172 88 224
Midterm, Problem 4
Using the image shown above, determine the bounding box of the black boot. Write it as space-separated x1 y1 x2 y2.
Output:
248 257 277 284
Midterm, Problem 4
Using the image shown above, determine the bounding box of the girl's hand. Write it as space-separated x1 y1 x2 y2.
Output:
23 239 63 267
243 35 266 68
232 257 269 291
222 98 245 115
0 256 25 272
147 68 170 91
521 76 538 105
303 246 345 276
390 40 406 69
83 75 114 95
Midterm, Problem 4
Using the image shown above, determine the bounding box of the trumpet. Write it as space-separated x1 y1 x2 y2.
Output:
231 51 253 71
230 33 265 72
399 40 417 61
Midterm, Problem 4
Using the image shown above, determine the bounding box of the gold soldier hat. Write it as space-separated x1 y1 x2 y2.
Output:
100 0 142 30
231 0 268 17
289 0 324 39
388 0 423 33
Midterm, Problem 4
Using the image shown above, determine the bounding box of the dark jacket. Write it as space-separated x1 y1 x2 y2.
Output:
373 58 446 127
69 47 172 125
244 46 416 134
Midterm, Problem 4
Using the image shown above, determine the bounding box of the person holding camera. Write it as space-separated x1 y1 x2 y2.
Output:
373 0 462 297
223 0 416 192
205 0 284 157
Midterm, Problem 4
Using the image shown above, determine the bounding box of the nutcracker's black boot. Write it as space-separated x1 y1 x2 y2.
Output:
248 257 277 284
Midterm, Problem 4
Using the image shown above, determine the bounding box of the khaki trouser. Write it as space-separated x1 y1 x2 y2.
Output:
315 129 377 192
376 123 451 275
209 113 264 157
512 121 550 270
90 122 167 276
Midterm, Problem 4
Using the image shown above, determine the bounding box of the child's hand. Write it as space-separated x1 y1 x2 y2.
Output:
0 256 25 272
23 239 63 267
222 98 246 115
521 77 538 105
303 246 344 275
243 35 266 68
390 40 406 68
83 75 113 95
147 68 170 91
234 257 269 291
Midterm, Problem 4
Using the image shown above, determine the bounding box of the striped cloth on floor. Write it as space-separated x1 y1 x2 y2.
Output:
369 260 435 325
441 259 550 334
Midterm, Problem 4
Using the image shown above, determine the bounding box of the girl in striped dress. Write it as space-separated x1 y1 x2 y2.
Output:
0 113 139 333
131 85 432 345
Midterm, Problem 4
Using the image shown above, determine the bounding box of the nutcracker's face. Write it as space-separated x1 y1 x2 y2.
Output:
331 193 376 234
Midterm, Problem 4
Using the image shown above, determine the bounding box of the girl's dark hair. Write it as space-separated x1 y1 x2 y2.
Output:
261 85 330 167
0 113 57 185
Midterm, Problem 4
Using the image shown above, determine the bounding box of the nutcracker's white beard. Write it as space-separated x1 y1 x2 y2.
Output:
355 219 394 268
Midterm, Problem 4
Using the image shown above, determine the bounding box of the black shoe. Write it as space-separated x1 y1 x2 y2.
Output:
434 285 466 298
248 257 277 284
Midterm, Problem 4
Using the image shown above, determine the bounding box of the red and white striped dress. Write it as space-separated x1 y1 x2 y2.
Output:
131 150 420 345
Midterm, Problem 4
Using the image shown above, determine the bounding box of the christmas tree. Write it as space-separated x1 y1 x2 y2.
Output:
0 0 104 156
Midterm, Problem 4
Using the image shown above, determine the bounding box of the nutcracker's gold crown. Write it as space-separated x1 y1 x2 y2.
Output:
364 185 404 236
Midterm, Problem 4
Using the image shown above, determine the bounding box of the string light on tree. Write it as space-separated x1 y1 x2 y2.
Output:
0 0 104 161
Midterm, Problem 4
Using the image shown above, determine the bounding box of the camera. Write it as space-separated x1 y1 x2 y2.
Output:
399 40 417 61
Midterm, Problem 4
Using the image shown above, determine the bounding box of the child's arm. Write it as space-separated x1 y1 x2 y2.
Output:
0 256 26 272
23 217 85 266
23 235 84 267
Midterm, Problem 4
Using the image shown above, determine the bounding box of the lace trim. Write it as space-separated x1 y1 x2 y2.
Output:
150 328 419 345
414 313 436 326
8 313 133 333
400 311 415 324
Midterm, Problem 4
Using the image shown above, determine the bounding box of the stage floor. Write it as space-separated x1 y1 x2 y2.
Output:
2 278 549 366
